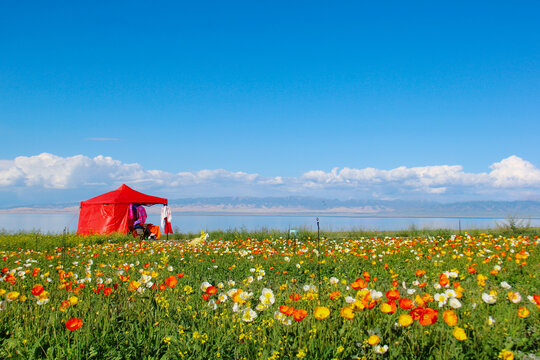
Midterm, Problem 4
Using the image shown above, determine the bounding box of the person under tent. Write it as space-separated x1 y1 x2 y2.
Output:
129 204 161 239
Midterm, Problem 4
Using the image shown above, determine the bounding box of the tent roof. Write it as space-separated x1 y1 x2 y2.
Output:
81 184 167 205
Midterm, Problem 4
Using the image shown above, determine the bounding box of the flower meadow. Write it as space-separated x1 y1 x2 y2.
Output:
0 231 538 360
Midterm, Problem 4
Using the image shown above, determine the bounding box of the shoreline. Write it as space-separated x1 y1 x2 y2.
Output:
1 207 540 219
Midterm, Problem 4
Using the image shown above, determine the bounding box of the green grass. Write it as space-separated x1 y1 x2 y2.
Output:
0 230 538 359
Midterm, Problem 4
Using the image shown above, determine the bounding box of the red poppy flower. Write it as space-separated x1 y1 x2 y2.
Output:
206 286 218 295
410 306 425 321
65 318 83 331
31 284 44 296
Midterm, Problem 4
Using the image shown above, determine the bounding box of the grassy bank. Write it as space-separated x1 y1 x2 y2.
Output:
1 227 539 251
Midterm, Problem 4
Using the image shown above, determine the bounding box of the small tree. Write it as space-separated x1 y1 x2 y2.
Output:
496 214 531 234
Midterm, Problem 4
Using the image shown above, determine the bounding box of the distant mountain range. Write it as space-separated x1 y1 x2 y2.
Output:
166 197 540 217
1 197 539 218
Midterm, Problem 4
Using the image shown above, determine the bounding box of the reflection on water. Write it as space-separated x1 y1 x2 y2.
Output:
1 213 538 234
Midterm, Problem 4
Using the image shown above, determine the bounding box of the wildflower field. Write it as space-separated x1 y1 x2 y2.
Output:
0 230 538 360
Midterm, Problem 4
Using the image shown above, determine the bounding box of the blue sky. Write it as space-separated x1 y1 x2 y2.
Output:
1 1 539 205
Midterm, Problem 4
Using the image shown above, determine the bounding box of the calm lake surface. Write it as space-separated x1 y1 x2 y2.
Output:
1 213 538 234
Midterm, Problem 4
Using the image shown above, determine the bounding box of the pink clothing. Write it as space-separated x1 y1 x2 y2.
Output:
133 205 147 226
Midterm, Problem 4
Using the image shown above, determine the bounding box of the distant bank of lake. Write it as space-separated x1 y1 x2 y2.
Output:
1 213 539 234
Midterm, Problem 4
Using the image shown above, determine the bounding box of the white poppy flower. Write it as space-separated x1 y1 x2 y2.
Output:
482 293 497 304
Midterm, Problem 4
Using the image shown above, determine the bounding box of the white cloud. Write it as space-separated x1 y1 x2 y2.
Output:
0 153 266 191
489 155 540 187
0 153 538 202
301 157 540 193
302 164 490 189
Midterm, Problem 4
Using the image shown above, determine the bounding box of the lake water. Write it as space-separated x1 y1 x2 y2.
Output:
1 213 538 234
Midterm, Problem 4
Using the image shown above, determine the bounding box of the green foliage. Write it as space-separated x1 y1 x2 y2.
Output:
0 231 538 359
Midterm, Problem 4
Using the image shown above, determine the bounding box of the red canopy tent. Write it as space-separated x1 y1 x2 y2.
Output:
77 184 168 235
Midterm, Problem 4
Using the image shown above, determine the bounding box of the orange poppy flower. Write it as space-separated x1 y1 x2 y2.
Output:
103 287 113 296
351 279 367 290
285 306 295 316
65 318 83 331
59 300 71 312
439 274 449 287
398 298 414 310
410 307 424 321
289 293 302 301
517 307 530 318
329 291 341 300
386 289 400 301
416 270 426 276
279 305 295 316
293 309 308 321
419 307 438 325
368 334 380 345
128 280 141 292
164 276 178 288
443 310 458 326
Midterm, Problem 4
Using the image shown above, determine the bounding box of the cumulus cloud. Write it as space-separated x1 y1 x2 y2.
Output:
489 155 540 187
0 153 271 191
301 164 491 189
0 153 538 202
